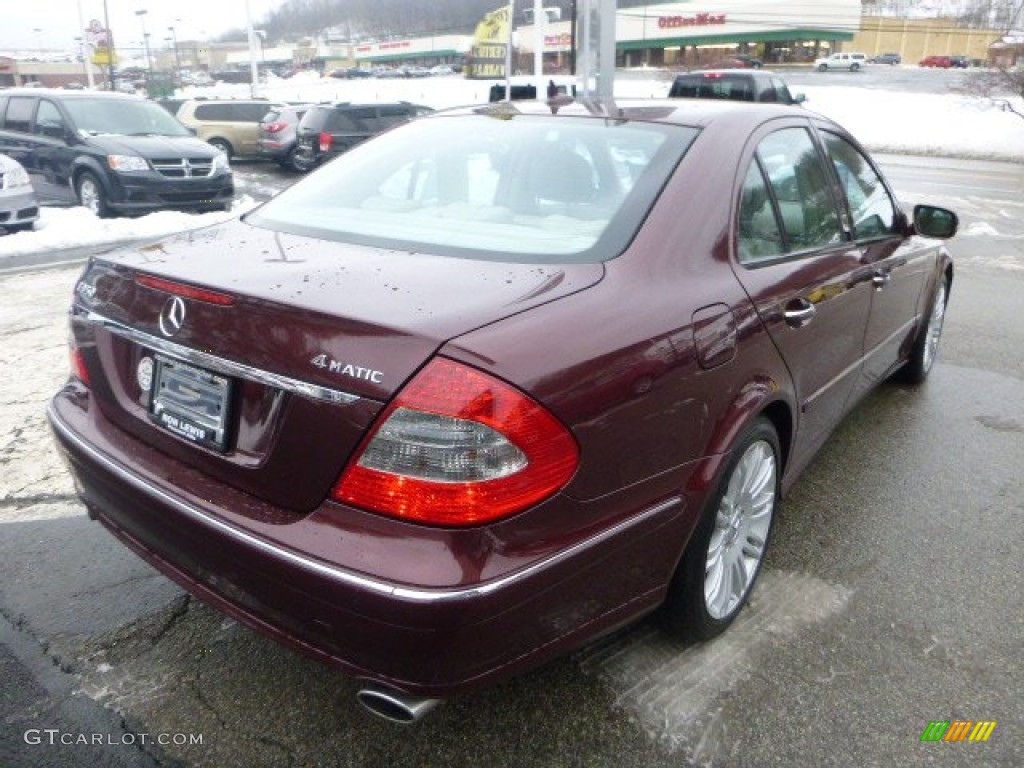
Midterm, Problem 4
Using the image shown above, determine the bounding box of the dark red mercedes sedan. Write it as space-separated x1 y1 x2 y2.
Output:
47 99 956 722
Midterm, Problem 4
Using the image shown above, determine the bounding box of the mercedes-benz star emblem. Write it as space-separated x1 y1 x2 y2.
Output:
159 296 187 337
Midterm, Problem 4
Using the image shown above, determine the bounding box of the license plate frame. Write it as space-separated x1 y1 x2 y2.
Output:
149 355 232 452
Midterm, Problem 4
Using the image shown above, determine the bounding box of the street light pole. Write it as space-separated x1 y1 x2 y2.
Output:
103 0 114 91
168 25 181 79
135 9 153 74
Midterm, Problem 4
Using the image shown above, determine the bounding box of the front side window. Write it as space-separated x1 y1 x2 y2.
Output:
755 127 844 252
821 131 897 240
34 100 66 139
248 113 696 263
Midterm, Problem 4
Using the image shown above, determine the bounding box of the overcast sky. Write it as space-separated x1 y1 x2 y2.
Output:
0 0 279 53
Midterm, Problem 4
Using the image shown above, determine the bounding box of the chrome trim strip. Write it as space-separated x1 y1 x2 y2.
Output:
863 316 918 362
77 309 359 405
802 318 917 413
49 403 682 605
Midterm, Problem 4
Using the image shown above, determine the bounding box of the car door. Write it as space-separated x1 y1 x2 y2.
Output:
28 98 76 204
818 129 931 395
732 123 873 463
0 95 39 183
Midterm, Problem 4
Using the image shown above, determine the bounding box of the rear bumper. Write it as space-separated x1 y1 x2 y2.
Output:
48 387 688 697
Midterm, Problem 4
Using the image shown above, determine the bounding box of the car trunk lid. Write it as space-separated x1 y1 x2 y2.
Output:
71 218 603 513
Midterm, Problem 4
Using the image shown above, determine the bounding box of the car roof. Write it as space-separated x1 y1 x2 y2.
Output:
0 87 146 101
678 69 783 77
436 98 817 131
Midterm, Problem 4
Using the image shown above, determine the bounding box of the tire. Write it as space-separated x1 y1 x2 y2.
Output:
851 63 860 72
76 171 110 218
899 276 948 384
662 418 780 642
817 63 828 72
285 146 315 173
208 138 233 158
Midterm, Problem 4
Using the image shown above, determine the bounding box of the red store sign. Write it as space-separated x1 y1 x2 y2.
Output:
658 12 727 29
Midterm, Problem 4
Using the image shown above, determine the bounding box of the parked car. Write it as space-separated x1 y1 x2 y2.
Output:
711 54 764 69
429 64 455 76
814 51 868 71
328 67 372 79
488 75 577 102
293 101 432 170
258 104 312 172
669 70 804 105
48 98 958 722
919 55 953 68
0 153 39 233
176 98 283 158
870 52 902 65
0 88 233 217
949 55 970 68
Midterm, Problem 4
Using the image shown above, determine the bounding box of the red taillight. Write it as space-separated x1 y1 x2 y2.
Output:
333 358 578 526
135 274 235 306
264 121 286 133
70 344 90 386
318 131 333 153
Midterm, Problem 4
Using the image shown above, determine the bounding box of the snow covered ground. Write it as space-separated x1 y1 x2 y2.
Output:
1 70 1022 264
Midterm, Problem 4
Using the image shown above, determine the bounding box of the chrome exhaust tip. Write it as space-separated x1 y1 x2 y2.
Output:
356 685 441 724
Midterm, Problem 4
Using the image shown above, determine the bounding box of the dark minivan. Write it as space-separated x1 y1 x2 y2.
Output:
669 70 804 105
293 101 432 170
0 89 234 217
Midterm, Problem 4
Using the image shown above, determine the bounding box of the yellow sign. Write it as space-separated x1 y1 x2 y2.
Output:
91 47 117 66
466 5 510 79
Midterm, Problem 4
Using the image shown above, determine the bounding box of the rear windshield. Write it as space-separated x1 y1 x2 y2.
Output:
670 75 754 101
247 112 697 264
63 98 190 137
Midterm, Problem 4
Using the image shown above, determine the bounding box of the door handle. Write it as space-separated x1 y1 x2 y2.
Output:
872 270 891 290
783 299 816 327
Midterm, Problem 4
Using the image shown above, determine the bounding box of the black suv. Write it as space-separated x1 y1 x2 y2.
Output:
0 89 234 217
668 70 804 105
294 102 432 170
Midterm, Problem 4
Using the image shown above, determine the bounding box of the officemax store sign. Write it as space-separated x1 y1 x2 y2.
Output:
617 0 860 47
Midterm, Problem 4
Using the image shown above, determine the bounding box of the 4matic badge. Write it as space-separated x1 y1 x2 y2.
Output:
310 354 383 384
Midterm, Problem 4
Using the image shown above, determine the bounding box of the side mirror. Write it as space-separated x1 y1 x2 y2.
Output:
792 92 807 104
913 204 958 239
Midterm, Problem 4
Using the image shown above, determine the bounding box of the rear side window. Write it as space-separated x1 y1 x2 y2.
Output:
3 97 36 133
753 128 844 253
192 103 270 122
233 103 271 122
194 103 233 121
377 105 415 129
328 107 375 132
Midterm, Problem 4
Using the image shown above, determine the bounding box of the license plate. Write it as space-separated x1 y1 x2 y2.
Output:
149 356 232 452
